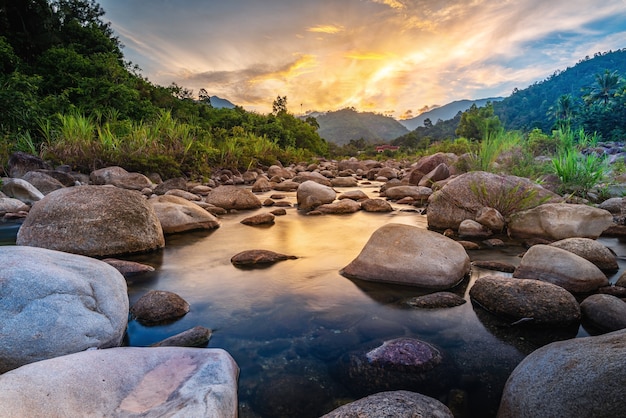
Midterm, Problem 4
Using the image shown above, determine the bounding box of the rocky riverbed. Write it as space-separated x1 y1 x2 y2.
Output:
2 151 626 417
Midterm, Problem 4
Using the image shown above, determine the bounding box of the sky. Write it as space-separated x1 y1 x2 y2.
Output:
98 0 626 118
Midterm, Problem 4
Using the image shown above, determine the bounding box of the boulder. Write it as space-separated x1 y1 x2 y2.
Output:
267 164 294 179
7 151 48 178
0 347 239 417
597 196 624 214
293 171 333 186
151 326 213 348
1 177 44 204
513 245 608 293
413 152 450 177
549 237 618 272
21 170 65 194
149 194 220 234
316 199 361 214
427 171 559 230
361 198 393 212
497 329 626 417
240 212 275 226
204 185 262 210
403 292 466 309
0 197 29 215
109 172 153 191
475 207 506 232
341 223 471 289
252 176 272 192
469 275 581 326
508 203 614 240
418 163 450 187
339 190 369 201
164 189 202 201
580 294 626 332
231 249 298 267
153 177 188 195
272 180 300 192
0 246 128 373
130 290 190 325
321 390 454 418
297 180 336 211
384 185 432 201
89 166 130 185
102 258 155 277
330 176 358 187
458 219 492 238
16 185 165 257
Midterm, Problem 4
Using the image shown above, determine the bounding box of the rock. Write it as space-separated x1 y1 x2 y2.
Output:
89 166 129 185
339 190 369 201
297 180 336 210
549 237 618 272
149 194 220 234
1 177 44 204
17 185 165 257
272 180 300 192
418 163 450 187
361 198 393 212
240 212 275 225
497 329 626 418
151 326 213 347
153 177 188 195
469 275 581 326
0 197 29 215
427 171 559 230
384 185 432 201
316 199 361 214
513 245 609 293
0 347 238 417
21 170 65 194
164 189 201 201
598 196 624 214
476 207 506 232
377 166 398 180
102 258 155 277
403 292 466 309
204 185 262 210
189 184 212 195
130 290 190 325
580 294 626 332
231 249 297 266
252 176 272 192
458 219 492 238
270 208 287 216
413 152 450 178
458 240 480 250
267 164 294 179
321 390 454 418
7 151 48 178
330 176 358 187
508 203 614 240
0 246 128 373
293 171 333 186
341 223 471 290
108 172 153 191
471 260 516 273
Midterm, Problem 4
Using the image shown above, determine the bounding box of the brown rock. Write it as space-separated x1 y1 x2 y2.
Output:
130 290 190 325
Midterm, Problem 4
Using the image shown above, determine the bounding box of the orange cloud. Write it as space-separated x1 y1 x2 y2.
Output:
307 25 344 34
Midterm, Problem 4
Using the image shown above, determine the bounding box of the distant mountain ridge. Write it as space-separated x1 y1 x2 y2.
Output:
399 97 504 131
313 108 409 145
209 96 236 109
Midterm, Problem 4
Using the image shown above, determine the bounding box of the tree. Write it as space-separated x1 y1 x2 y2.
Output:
198 88 212 107
583 69 622 106
456 103 501 140
272 95 287 115
548 94 577 130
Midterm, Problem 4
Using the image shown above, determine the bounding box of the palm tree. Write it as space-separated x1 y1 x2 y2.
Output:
584 69 622 106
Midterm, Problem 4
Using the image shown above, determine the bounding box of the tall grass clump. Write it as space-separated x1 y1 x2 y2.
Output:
467 129 521 172
470 180 551 219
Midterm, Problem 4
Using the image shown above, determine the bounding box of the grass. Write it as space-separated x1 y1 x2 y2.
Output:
470 179 551 219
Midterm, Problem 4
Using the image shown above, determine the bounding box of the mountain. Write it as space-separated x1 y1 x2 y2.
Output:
314 108 409 145
209 96 236 109
399 97 503 131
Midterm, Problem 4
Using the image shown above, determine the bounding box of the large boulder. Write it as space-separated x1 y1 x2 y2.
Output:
16 185 165 257
341 223 471 289
508 203 614 240
513 245 608 293
427 171 559 230
0 246 128 373
316 199 361 214
384 185 432 201
1 177 44 205
7 151 48 178
204 185 262 210
497 329 626 417
469 275 581 326
149 194 220 234
21 170 65 194
0 347 239 417
321 390 453 418
131 290 190 325
580 294 626 333
297 180 336 211
549 237 618 272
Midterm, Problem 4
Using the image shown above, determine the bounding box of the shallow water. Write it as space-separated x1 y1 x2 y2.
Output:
3 184 626 417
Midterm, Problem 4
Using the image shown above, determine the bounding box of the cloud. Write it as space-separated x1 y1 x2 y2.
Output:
307 25 344 34
370 0 406 9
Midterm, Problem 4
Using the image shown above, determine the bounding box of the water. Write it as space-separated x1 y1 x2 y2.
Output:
3 185 626 417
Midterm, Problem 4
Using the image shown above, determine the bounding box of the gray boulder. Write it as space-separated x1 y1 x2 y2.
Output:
498 329 626 417
0 197 29 215
580 294 626 332
470 275 581 326
321 390 453 418
22 170 65 194
427 171 558 230
0 246 128 373
341 223 470 289
149 194 220 234
297 180 336 211
204 185 262 210
17 185 165 257
89 166 129 185
549 237 618 272
508 203 614 240
0 347 239 417
1 177 44 204
513 245 609 293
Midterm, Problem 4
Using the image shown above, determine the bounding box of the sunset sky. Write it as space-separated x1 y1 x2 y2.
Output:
98 0 626 118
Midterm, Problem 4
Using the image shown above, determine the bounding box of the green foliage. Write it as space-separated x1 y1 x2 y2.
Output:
470 180 550 219
467 130 521 172
455 102 502 141
316 108 409 145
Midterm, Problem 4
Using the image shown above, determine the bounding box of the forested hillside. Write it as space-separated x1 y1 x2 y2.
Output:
0 0 327 178
315 108 409 145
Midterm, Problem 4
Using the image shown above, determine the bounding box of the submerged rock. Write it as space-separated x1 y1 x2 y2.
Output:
403 292 466 309
240 212 275 225
130 290 190 325
341 223 470 290
0 347 239 417
231 249 298 267
151 326 213 348
102 258 155 277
